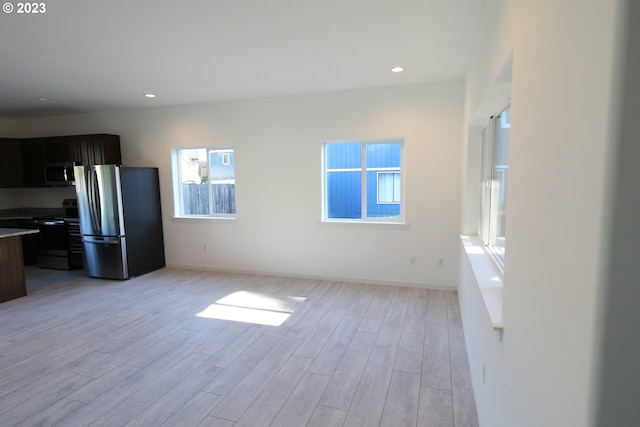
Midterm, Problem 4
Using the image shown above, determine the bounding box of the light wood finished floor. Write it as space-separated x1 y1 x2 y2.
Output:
0 267 478 427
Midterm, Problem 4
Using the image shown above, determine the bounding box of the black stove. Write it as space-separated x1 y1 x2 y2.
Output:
33 199 82 270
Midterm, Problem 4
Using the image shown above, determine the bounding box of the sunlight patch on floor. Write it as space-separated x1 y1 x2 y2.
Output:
196 291 306 326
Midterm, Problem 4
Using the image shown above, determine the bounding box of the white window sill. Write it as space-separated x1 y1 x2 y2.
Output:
460 235 504 330
320 219 410 228
172 216 237 223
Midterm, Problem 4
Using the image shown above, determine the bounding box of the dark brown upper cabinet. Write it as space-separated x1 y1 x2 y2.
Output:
77 134 121 166
41 135 81 163
0 134 121 188
20 139 45 187
0 138 24 188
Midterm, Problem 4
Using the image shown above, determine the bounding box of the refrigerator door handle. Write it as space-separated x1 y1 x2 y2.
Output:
88 167 102 233
82 238 119 245
86 167 94 230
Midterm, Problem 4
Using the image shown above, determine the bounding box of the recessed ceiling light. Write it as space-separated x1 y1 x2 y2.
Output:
36 97 51 101
390 66 405 73
144 93 157 98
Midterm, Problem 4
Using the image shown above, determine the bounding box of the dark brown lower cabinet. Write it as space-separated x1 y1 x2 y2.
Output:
0 235 27 303
66 219 83 269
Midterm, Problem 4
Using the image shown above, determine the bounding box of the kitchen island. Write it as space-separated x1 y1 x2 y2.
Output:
0 228 39 303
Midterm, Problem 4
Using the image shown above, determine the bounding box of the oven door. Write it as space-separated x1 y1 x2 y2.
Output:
34 219 70 270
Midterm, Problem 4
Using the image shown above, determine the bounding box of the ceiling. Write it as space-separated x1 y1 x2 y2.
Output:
0 0 487 118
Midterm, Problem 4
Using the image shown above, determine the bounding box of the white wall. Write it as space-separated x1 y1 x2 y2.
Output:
0 187 77 210
595 1 640 424
14 82 464 288
460 1 627 426
0 117 18 137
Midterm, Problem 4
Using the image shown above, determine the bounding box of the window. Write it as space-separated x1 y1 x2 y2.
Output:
173 147 236 218
322 139 404 222
479 104 510 265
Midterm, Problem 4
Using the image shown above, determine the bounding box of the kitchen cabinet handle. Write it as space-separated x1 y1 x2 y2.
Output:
34 220 65 226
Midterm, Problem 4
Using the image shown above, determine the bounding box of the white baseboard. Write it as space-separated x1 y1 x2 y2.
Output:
165 263 456 291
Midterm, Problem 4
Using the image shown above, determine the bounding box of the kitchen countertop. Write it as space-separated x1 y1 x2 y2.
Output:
0 228 40 239
0 208 65 220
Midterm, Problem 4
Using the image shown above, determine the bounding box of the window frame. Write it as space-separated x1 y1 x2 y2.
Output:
321 138 405 224
479 103 510 267
172 146 237 219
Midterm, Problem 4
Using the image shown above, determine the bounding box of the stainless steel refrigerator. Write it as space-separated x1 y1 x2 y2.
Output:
74 165 165 279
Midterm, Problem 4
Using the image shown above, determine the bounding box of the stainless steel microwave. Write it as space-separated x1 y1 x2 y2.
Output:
44 162 76 186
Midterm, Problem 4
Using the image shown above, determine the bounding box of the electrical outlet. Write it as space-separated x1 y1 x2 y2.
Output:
409 256 416 265
438 257 445 267
203 244 208 253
